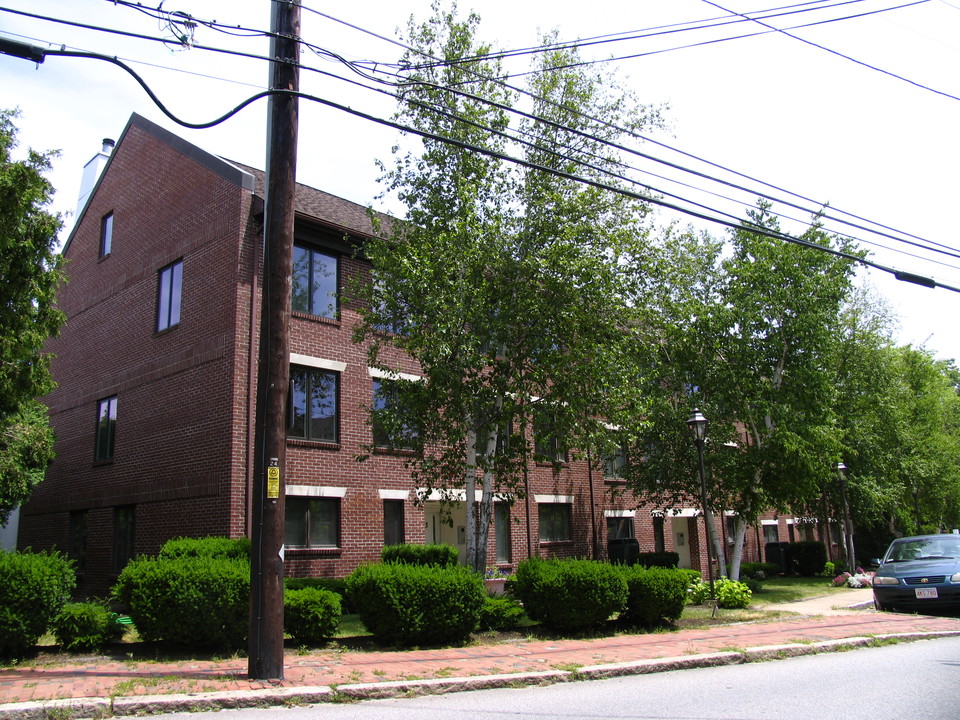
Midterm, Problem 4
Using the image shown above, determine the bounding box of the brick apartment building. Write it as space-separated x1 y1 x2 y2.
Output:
17 113 789 597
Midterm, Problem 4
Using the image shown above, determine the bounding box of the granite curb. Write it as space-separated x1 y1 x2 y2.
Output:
3 629 959 720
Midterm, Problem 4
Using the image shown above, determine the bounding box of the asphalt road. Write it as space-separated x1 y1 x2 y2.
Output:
151 634 960 720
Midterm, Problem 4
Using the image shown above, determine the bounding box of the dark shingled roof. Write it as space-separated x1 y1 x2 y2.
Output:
228 161 391 240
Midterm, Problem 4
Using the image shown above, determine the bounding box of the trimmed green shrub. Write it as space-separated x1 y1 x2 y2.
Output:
513 558 627 631
619 565 688 627
284 587 341 645
739 562 781 580
636 552 680 569
791 541 827 577
0 549 75 658
821 561 836 578
743 578 763 594
380 543 458 568
285 577 352 613
346 562 484 646
113 554 249 649
52 601 125 652
477 596 525 632
689 578 753 609
158 536 251 560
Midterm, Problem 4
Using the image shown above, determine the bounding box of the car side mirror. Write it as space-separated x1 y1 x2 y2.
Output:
870 557 882 568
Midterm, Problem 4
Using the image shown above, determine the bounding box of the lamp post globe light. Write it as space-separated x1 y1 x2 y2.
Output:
686 408 716 615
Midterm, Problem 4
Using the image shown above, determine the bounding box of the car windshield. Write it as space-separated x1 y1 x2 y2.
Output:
886 538 960 562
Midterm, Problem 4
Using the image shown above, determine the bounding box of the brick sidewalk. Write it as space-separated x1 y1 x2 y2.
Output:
2 610 958 713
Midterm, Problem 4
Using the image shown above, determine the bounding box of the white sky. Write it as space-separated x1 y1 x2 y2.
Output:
3 0 959 361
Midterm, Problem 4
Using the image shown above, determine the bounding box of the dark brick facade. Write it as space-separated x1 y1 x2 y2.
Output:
18 113 779 597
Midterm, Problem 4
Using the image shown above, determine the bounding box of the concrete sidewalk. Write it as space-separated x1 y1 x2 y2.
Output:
2 589 958 719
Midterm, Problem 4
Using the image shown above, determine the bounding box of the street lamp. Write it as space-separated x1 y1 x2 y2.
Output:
686 408 716 616
835 462 856 572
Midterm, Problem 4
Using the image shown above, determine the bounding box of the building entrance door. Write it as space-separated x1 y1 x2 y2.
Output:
424 502 467 564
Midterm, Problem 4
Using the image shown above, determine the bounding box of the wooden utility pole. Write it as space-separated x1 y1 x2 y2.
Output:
248 0 300 681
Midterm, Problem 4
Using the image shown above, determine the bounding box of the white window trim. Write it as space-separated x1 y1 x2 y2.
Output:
379 489 409 501
534 494 574 505
286 484 347 498
290 353 346 373
418 488 510 503
660 507 699 518
604 509 635 518
761 520 779 526
368 366 422 383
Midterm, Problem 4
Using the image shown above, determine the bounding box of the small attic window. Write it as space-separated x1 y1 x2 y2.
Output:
99 212 113 258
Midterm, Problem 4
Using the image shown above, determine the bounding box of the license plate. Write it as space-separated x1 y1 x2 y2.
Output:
915 587 938 599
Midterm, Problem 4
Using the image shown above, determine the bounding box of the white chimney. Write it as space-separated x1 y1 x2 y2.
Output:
76 138 115 218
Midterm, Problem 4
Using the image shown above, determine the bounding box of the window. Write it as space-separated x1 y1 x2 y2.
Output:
292 245 338 318
383 499 405 546
534 411 567 464
726 516 737 544
603 444 628 479
372 378 418 449
538 503 571 542
653 515 666 553
289 366 339 443
606 516 635 540
156 260 183 332
95 396 117 461
763 523 780 545
112 505 135 573
285 497 340 548
495 502 512 563
99 212 113 257
68 510 88 576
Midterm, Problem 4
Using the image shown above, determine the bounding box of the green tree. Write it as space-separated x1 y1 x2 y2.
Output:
0 109 64 522
354 4 659 570
627 203 861 579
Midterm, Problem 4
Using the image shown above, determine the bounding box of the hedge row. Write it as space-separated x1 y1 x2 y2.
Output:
0 549 75 658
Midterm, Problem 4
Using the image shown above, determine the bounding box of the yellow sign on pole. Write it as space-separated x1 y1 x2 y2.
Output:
267 465 280 499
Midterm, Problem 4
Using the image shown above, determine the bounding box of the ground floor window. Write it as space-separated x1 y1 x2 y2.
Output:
763 522 780 545
112 505 135 573
383 499 404 546
538 503 571 542
606 515 635 540
285 497 340 548
69 510 88 576
495 502 512 562
653 515 666 552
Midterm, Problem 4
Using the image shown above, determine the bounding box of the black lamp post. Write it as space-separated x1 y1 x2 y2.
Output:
835 462 856 571
686 408 716 615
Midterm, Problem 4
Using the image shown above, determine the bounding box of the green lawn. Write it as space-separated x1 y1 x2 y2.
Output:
748 575 851 606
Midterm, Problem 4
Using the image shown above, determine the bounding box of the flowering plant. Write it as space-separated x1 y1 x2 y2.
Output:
485 566 512 580
832 571 874 588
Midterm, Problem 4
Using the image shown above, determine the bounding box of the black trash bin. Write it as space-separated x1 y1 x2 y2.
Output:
765 541 792 574
608 537 640 565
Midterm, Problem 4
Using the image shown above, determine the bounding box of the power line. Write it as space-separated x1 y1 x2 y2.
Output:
8 1 952 263
4 38 956 293
702 0 960 103
4 8 957 281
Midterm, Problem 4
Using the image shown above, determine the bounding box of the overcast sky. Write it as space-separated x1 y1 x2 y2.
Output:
4 0 959 361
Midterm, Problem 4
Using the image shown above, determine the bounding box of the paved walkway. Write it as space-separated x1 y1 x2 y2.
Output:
2 589 959 718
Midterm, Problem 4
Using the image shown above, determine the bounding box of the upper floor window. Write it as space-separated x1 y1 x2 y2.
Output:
372 378 419 450
292 245 338 319
95 395 117 461
99 212 113 258
157 260 183 332
288 366 339 443
603 444 628 479
534 411 567 464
